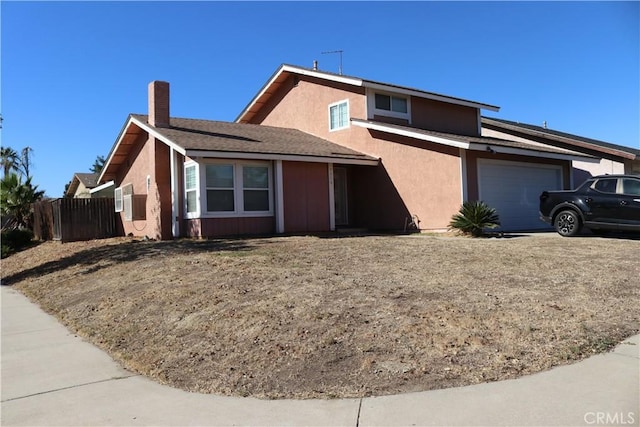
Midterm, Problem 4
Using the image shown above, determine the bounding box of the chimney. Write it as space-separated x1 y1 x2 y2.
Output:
148 81 170 128
313 60 318 70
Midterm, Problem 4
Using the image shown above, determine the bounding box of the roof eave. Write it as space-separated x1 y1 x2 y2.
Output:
236 64 500 123
467 143 599 163
97 117 134 185
65 177 80 197
98 115 187 184
235 64 364 123
351 119 470 149
352 119 595 162
129 116 187 155
89 180 115 194
185 149 379 166
482 117 637 160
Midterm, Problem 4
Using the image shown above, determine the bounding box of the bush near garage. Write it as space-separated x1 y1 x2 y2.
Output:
449 200 501 237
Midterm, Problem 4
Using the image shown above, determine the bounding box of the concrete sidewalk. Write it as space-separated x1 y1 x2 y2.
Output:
1 285 638 426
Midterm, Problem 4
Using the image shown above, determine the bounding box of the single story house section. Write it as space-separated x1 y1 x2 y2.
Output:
98 81 378 240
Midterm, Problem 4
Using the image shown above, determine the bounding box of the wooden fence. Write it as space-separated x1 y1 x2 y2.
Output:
32 198 119 243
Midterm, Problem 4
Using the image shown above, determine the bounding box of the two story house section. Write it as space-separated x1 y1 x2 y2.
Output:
237 64 591 231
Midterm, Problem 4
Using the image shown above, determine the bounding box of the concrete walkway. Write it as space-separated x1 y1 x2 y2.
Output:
1 285 638 426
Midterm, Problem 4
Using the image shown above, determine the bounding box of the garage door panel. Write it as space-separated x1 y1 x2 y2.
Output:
478 160 562 231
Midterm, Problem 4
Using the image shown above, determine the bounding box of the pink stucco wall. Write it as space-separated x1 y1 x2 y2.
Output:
115 134 172 240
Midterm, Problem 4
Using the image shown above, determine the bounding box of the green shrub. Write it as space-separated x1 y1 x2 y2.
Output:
449 201 501 237
1 228 34 257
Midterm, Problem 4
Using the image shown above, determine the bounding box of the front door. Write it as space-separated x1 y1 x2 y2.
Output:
334 167 348 226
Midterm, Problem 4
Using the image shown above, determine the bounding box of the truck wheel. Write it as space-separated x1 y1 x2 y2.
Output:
554 210 581 237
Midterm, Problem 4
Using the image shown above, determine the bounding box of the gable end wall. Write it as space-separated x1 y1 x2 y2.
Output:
114 133 166 239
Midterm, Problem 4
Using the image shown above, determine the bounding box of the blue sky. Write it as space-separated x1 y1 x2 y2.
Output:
2 1 639 197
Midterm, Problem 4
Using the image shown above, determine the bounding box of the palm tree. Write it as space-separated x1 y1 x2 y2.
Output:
20 146 34 178
1 173 45 229
1 146 20 177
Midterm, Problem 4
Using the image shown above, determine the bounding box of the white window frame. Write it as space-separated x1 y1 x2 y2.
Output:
241 164 272 214
122 183 133 221
187 159 274 218
328 99 350 131
184 162 199 218
367 89 411 121
114 187 123 212
204 163 236 214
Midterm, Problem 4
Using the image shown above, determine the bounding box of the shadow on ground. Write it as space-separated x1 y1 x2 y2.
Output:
0 238 272 287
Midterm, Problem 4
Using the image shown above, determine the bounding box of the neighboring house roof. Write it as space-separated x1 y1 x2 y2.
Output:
351 118 597 162
65 172 99 197
236 64 500 123
482 117 640 160
76 173 99 188
100 114 378 183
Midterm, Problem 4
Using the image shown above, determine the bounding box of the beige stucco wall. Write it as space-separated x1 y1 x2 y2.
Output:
254 75 463 230
72 182 91 198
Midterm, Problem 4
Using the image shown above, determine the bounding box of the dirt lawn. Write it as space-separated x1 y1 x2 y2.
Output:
2 233 638 399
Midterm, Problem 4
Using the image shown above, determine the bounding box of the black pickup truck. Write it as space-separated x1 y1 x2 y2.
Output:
539 174 640 236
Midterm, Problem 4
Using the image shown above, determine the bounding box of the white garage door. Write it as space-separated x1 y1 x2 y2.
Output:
478 159 563 231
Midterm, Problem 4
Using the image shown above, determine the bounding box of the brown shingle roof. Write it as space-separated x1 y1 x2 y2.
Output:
64 172 99 197
130 114 377 162
75 173 99 188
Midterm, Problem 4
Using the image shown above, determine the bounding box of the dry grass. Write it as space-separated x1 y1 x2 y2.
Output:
2 233 638 399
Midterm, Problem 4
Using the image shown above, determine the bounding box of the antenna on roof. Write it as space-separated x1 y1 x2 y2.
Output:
543 120 548 129
321 50 343 75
